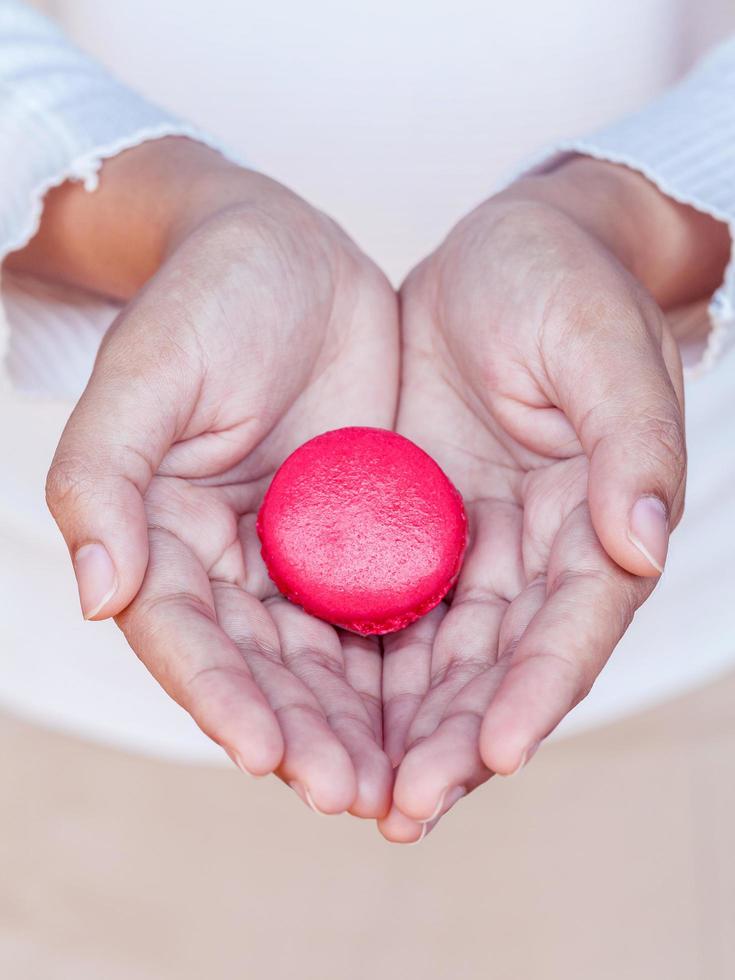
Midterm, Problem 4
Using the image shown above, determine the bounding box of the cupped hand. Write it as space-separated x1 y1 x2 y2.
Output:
379 159 696 842
44 150 398 817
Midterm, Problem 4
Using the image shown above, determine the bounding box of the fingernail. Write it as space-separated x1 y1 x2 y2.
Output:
411 786 468 844
225 749 265 778
419 785 468 824
512 739 541 776
408 823 428 846
289 780 324 814
628 496 668 574
73 543 118 619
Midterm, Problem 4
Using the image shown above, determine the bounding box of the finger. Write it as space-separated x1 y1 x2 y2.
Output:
215 590 357 815
116 528 284 776
377 803 427 845
270 599 395 817
479 504 652 775
396 708 491 820
391 576 545 823
381 604 445 767
400 597 505 747
46 304 198 621
550 299 686 578
387 502 530 821
395 574 544 818
379 756 475 844
341 631 384 743
394 499 520 754
333 631 393 818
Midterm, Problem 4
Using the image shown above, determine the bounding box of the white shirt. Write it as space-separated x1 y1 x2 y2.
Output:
1 0 734 763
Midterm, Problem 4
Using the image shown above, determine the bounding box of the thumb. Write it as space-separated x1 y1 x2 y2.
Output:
46 319 194 620
557 319 686 578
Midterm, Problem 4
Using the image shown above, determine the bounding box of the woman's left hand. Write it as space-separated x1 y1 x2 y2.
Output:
377 158 718 842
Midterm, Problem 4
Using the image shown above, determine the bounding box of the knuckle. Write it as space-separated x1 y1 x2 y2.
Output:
45 456 94 518
545 645 596 706
574 671 596 705
647 414 686 463
635 413 687 484
118 591 214 667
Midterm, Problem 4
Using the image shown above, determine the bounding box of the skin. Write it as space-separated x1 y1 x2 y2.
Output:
379 158 729 842
10 142 728 838
16 139 399 818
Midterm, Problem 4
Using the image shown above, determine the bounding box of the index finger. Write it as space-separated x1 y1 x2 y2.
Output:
479 503 653 775
116 527 284 776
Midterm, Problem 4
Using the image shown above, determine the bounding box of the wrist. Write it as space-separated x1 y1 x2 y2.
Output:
505 156 730 309
162 161 315 255
6 137 241 300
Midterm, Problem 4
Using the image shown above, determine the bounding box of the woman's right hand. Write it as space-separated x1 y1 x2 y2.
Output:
39 140 399 817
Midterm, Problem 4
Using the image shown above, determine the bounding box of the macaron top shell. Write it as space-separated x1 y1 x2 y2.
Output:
256 427 467 635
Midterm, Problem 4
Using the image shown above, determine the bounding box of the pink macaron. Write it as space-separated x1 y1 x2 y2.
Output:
256 427 467 635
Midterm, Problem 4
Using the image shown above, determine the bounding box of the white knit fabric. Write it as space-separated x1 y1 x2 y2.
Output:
0 0 232 394
532 36 735 374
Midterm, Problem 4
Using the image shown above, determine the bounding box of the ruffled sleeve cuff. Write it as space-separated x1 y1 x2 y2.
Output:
0 0 236 263
0 1 239 383
514 37 735 375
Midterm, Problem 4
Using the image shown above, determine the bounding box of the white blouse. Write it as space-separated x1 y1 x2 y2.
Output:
0 0 734 762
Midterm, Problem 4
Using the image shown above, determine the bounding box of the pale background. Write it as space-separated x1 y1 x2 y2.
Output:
3 3 735 977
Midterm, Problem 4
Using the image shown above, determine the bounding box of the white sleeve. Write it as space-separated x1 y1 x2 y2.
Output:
516 36 735 374
0 0 235 262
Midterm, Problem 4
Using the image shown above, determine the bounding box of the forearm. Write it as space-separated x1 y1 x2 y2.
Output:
5 135 326 303
0 3 250 302
504 155 731 311
5 138 241 301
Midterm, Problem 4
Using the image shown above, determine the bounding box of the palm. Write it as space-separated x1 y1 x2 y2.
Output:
110 209 398 816
380 249 655 841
